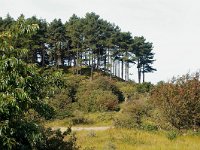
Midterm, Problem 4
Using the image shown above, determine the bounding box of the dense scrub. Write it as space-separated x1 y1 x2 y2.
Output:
76 76 123 112
151 73 200 130
114 100 149 129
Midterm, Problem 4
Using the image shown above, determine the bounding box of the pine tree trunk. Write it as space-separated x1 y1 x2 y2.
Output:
89 50 91 66
41 49 45 67
138 67 141 83
118 60 120 77
80 52 82 75
90 52 94 80
142 65 145 83
76 46 79 75
121 60 124 80
57 53 62 67
110 57 112 80
125 62 129 81
114 61 117 76
107 48 110 72
104 49 107 71
137 59 141 83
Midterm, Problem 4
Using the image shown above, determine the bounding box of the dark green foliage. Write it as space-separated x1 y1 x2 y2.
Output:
36 127 79 150
47 19 67 66
136 82 153 93
0 14 14 32
76 77 122 112
0 13 156 82
0 120 79 150
25 16 48 65
151 73 200 129
77 89 118 112
0 16 78 149
132 36 156 83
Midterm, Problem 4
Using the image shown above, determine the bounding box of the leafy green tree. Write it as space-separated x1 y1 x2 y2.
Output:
0 16 78 150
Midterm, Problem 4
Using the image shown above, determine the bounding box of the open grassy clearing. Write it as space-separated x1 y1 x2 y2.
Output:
75 128 200 150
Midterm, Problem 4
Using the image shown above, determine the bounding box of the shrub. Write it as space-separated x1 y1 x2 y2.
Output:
70 111 92 125
77 88 119 112
114 100 148 128
141 123 158 131
48 89 73 118
36 127 79 150
136 82 153 93
166 130 178 141
116 81 137 102
151 73 200 129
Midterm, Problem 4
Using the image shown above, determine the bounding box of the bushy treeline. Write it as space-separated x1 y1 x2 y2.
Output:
114 72 200 131
0 13 156 83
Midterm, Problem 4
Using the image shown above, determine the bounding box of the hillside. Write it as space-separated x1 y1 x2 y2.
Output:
42 68 200 150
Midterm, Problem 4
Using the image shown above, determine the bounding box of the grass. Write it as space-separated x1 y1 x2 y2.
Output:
75 128 200 150
43 112 200 150
43 112 117 128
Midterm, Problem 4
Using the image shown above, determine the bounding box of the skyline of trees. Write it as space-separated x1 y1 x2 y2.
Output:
0 13 156 83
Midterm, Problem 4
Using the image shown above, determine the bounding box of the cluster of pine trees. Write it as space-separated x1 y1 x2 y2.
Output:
0 12 156 83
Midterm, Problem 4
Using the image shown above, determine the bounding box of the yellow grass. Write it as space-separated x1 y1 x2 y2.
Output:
75 128 200 150
43 112 200 150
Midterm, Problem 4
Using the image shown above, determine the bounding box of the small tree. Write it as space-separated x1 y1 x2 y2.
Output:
0 16 78 149
151 73 200 129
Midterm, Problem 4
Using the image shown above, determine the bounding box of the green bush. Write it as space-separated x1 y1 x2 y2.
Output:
141 123 158 131
48 89 73 118
114 100 148 128
77 89 119 112
36 127 79 150
76 77 121 112
151 73 200 129
136 82 153 93
166 130 178 141
148 108 175 130
70 111 92 125
70 117 91 125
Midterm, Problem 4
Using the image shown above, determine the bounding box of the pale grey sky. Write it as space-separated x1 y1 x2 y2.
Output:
1 0 200 83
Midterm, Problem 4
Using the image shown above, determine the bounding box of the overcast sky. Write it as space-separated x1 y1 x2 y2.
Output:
1 0 200 83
